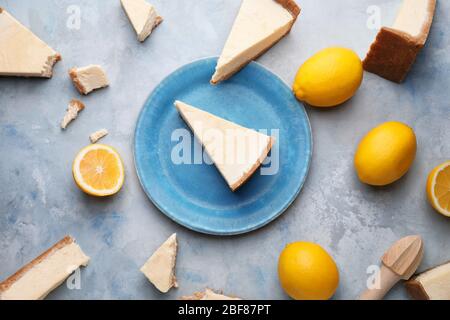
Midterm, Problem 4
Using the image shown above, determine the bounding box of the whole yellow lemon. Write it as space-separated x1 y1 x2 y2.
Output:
354 121 417 186
293 47 363 107
278 242 339 300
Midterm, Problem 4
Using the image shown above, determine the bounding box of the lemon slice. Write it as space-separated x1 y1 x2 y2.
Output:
427 161 450 217
72 144 124 196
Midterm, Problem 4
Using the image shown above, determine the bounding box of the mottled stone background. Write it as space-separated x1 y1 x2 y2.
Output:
0 0 449 300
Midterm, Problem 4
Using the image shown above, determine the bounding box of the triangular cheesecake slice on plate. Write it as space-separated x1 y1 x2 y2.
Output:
140 233 178 293
211 0 300 84
120 0 162 42
0 8 61 77
174 100 275 191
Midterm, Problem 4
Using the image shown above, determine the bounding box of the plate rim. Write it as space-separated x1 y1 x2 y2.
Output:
133 57 313 236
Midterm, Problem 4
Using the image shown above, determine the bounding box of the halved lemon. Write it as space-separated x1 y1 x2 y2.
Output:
427 161 450 217
72 144 125 196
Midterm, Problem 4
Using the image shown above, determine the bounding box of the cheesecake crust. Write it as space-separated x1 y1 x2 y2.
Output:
363 0 436 83
70 99 85 112
410 0 436 46
180 291 206 300
0 236 75 293
275 0 301 21
230 136 275 191
363 27 423 83
138 15 163 42
154 16 163 29
69 68 87 94
405 260 450 300
180 288 241 300
405 278 430 300
42 53 61 78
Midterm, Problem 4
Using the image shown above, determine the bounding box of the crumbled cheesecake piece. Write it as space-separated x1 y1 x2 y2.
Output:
61 99 85 129
69 65 109 95
180 288 241 300
89 129 108 143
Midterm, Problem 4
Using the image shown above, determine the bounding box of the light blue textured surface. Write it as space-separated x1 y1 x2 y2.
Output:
0 0 449 300
134 58 312 235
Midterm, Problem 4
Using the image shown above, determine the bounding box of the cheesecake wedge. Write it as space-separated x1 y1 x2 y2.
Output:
406 261 450 300
180 288 241 300
0 236 89 300
0 8 61 77
211 0 300 84
121 0 162 42
174 100 275 191
363 0 436 83
140 233 178 293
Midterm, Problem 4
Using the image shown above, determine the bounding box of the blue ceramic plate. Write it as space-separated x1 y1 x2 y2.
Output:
134 58 312 235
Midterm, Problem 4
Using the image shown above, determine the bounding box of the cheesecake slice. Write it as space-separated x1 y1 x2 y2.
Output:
120 0 162 42
174 100 275 191
0 8 61 77
140 233 178 293
69 65 109 95
211 0 300 84
363 0 436 83
0 236 89 300
180 288 241 300
406 261 450 300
